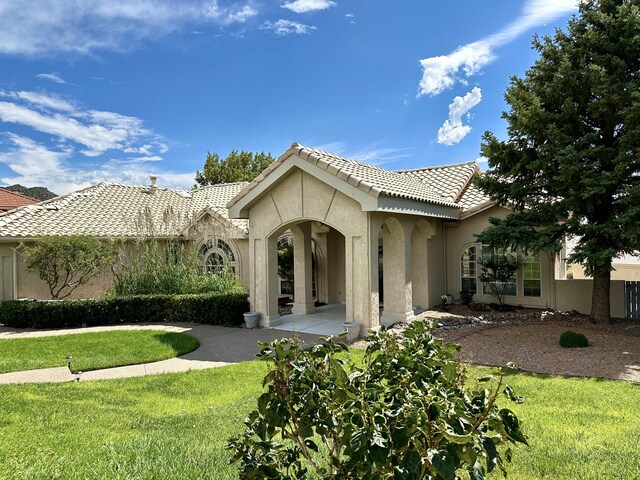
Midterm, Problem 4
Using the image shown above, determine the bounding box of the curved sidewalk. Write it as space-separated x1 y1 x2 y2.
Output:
0 323 320 384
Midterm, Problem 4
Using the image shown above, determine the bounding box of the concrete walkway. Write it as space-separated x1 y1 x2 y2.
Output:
0 323 321 385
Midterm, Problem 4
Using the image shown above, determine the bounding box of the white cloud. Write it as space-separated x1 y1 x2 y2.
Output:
0 1 259 56
0 134 193 195
282 0 336 13
437 87 482 146
314 141 413 166
0 90 75 112
261 19 316 36
204 1 258 23
0 101 158 157
0 90 191 194
418 0 578 96
36 73 68 84
0 89 166 154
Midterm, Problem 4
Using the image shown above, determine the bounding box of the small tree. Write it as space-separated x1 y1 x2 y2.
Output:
479 252 522 306
22 235 117 299
228 321 528 479
195 150 275 186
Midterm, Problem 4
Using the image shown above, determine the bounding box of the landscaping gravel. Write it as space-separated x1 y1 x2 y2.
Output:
425 307 640 382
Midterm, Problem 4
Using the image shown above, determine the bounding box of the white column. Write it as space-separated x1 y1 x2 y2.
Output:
252 235 280 327
381 219 414 325
412 227 429 310
291 223 315 315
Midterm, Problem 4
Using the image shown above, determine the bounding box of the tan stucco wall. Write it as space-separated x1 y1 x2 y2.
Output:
572 263 640 281
245 168 378 329
326 229 345 303
4 242 113 300
235 238 250 288
555 279 625 318
2 234 251 301
445 206 555 308
426 220 446 309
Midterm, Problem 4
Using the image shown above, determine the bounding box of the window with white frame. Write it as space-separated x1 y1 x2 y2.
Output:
523 255 541 297
199 239 236 274
460 244 541 298
460 246 478 294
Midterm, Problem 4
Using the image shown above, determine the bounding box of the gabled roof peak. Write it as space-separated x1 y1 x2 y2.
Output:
228 142 461 210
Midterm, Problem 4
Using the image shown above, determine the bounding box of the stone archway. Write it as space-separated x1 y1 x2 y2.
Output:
233 167 380 331
263 217 351 326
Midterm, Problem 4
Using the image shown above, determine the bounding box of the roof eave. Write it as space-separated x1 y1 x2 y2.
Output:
375 195 461 220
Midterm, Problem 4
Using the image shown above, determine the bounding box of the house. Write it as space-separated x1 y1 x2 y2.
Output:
563 237 640 281
0 187 39 212
0 179 250 300
0 143 625 330
226 143 568 332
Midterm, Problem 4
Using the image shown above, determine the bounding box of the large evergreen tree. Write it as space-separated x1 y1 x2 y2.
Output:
195 150 274 186
476 0 640 322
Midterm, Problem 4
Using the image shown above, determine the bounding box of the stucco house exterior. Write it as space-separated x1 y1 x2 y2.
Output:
0 143 625 331
0 179 250 301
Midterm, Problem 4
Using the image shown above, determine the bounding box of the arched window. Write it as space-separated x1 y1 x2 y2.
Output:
199 239 236 274
460 246 478 294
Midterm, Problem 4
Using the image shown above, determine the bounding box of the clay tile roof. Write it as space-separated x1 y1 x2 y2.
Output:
228 143 462 209
0 182 249 239
0 188 38 210
395 162 491 211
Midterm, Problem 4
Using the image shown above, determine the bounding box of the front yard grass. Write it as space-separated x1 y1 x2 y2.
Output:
0 362 637 479
0 330 199 373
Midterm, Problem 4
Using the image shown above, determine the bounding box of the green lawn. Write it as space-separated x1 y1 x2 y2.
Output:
0 330 200 373
0 362 638 479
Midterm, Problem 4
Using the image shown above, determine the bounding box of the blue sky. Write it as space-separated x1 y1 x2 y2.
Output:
0 0 578 194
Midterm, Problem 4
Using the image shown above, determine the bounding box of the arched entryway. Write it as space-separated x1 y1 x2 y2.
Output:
268 220 346 315
377 216 435 324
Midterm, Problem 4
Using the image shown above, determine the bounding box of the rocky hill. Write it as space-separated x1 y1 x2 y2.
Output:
4 184 57 201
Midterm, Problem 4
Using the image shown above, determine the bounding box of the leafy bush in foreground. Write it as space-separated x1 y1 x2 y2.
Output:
559 330 589 348
228 321 528 479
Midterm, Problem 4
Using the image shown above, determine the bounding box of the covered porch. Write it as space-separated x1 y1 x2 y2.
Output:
271 303 347 336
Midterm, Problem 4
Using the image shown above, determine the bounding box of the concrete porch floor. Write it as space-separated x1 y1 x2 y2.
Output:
271 303 348 336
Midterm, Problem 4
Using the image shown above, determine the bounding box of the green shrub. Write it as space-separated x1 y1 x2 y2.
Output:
228 321 528 479
559 330 589 348
0 292 249 329
460 289 474 306
112 240 244 296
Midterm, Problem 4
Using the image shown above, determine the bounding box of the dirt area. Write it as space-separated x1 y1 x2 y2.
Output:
417 307 640 382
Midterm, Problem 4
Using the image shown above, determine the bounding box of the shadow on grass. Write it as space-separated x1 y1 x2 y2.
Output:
153 332 200 357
